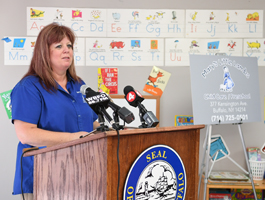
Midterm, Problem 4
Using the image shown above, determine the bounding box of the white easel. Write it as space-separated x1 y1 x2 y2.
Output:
197 122 257 200
189 54 261 200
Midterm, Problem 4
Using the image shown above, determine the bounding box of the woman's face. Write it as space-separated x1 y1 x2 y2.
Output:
49 36 73 74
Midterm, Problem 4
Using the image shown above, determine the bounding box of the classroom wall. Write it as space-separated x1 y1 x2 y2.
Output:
1 0 265 199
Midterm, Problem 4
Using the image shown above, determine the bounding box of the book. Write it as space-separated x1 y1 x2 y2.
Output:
209 193 232 200
231 189 263 200
209 135 230 162
98 68 118 94
143 66 171 97
175 115 194 126
209 172 249 181
207 177 259 186
202 174 259 186
246 147 261 161
209 189 231 193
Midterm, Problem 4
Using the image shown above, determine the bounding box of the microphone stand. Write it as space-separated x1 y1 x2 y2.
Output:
113 112 124 130
96 112 109 132
138 112 148 128
136 101 159 128
137 102 149 128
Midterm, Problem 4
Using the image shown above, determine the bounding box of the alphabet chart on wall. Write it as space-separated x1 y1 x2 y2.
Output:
106 9 185 38
27 8 185 38
243 38 265 66
4 37 35 65
27 7 107 37
165 38 243 66
186 10 263 38
2 7 264 66
4 37 85 66
86 38 164 66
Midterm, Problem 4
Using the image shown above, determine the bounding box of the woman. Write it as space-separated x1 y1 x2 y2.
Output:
11 23 99 199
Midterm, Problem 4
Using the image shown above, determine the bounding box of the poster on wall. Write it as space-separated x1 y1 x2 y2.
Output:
4 37 85 66
186 10 263 38
106 9 185 38
27 7 185 38
243 38 265 66
73 37 85 66
86 38 164 66
27 7 107 37
8 7 264 67
165 38 243 66
0 90 12 119
190 55 261 125
4 37 36 65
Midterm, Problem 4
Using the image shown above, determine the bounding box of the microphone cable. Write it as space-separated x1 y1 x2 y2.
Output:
20 147 39 200
20 151 26 200
115 128 120 200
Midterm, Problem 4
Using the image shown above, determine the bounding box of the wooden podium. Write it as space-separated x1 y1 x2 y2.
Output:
24 125 204 200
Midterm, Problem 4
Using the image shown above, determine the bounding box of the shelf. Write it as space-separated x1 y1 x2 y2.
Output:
199 177 265 200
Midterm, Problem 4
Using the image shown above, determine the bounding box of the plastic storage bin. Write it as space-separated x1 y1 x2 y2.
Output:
249 159 265 180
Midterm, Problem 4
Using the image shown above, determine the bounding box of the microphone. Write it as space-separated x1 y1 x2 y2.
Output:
80 85 109 111
123 85 159 128
80 85 118 130
123 85 144 107
108 99 135 124
80 85 135 125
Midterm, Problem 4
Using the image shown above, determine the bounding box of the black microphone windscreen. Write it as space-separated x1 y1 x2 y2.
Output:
123 85 134 95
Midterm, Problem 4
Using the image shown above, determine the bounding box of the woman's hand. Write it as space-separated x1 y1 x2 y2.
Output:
14 120 89 147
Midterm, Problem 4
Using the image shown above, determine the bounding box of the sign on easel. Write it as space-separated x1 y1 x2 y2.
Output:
190 55 261 125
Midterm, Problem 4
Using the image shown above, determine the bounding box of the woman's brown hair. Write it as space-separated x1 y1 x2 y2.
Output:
22 23 81 91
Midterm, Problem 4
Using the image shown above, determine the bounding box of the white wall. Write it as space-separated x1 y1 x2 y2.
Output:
1 0 265 199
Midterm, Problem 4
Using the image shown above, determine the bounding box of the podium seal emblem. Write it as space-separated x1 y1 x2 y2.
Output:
123 145 186 200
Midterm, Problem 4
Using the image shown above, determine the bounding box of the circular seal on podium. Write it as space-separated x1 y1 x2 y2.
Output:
123 145 186 200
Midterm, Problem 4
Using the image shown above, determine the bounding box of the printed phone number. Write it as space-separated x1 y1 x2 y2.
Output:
211 114 248 122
